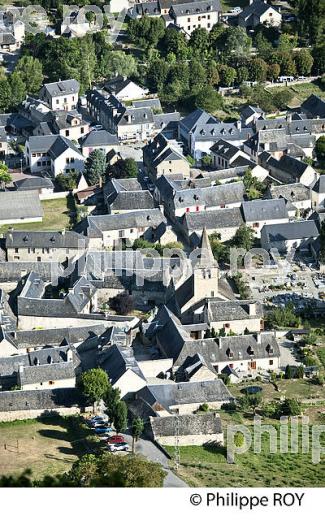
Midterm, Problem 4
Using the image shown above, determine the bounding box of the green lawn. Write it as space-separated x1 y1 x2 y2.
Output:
0 197 72 234
166 420 325 487
266 81 325 109
228 379 325 402
0 416 95 480
317 348 325 368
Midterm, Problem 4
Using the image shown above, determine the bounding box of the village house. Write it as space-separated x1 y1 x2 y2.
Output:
25 135 85 176
162 181 245 221
143 133 190 180
86 209 167 249
17 273 98 329
136 379 233 415
33 111 90 141
210 139 253 170
104 76 149 102
169 0 221 35
5 230 88 263
80 129 119 158
259 153 318 187
104 178 156 214
238 0 282 29
39 79 80 112
260 220 320 254
0 191 43 226
266 183 312 214
148 412 224 446
182 206 245 243
14 177 54 198
0 126 9 157
311 176 325 210
182 299 264 334
241 198 289 238
179 108 252 161
240 105 265 128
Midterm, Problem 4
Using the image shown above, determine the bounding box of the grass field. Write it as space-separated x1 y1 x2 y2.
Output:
228 379 325 402
0 197 72 234
166 417 325 487
0 416 93 480
266 81 325 109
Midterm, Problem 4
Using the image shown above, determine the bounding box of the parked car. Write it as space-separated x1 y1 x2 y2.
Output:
231 7 242 13
95 426 113 434
107 435 125 444
107 442 129 452
86 415 107 425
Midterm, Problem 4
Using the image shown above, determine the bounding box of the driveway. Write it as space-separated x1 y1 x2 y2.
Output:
123 432 188 488
279 340 301 369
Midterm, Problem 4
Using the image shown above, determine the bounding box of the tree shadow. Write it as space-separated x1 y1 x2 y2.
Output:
202 443 228 459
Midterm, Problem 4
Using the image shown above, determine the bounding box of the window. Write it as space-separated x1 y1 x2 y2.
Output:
15 248 19 253
49 380 54 385
269 360 274 366
81 127 84 134
65 130 70 137
56 99 59 104
253 223 259 228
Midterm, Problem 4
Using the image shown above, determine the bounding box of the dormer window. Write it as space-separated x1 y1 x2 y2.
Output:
247 346 255 356
226 348 234 358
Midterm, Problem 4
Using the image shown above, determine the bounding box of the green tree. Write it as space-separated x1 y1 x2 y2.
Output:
0 163 12 189
219 65 237 86
84 149 107 185
280 398 301 416
189 27 210 56
315 136 325 161
278 33 298 52
15 56 43 95
206 60 220 86
160 28 188 60
249 58 268 83
112 400 128 434
295 49 314 76
108 158 138 179
232 225 255 250
221 26 252 57
9 72 27 108
267 63 281 81
0 78 11 112
131 417 144 453
104 386 121 419
78 368 110 410
102 51 138 80
67 452 166 487
195 85 223 113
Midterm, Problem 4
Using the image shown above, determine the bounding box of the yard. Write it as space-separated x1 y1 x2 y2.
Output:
0 416 94 480
0 197 72 234
228 379 325 402
265 81 325 109
166 411 325 487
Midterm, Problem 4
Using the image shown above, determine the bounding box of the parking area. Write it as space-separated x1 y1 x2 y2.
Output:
279 340 301 369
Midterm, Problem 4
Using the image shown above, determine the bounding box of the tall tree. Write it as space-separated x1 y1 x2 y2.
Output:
78 368 110 411
15 56 43 95
131 417 144 453
0 164 12 190
112 400 128 434
84 149 107 185
9 72 27 107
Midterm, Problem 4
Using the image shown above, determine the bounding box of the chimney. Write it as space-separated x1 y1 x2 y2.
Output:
255 333 261 344
236 120 242 132
66 347 73 362
249 302 256 316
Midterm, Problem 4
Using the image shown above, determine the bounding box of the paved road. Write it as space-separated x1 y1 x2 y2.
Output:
279 340 300 369
123 432 188 488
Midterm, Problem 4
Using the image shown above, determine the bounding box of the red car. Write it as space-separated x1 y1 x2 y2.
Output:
107 435 125 444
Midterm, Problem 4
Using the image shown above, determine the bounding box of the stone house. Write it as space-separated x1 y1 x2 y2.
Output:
143 133 190 180
149 412 224 446
311 176 325 210
0 191 43 226
39 79 80 111
260 220 320 254
238 0 282 29
241 198 289 238
104 76 149 102
181 206 245 244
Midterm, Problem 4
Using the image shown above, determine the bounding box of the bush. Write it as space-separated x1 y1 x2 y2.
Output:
199 403 209 412
110 293 134 316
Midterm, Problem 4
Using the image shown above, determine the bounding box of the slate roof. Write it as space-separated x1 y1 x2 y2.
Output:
172 0 221 17
241 198 288 222
210 139 242 160
42 79 80 98
150 412 222 437
19 361 76 385
14 177 54 191
312 176 325 194
184 207 244 231
13 324 108 348
172 181 245 209
99 344 145 386
27 135 82 159
0 262 62 282
87 209 166 236
6 230 88 249
0 388 85 412
80 129 119 148
239 0 279 21
269 183 311 203
180 108 219 134
0 191 43 222
261 221 319 243
301 94 325 118
206 299 263 322
138 379 233 411
108 190 156 212
0 31 15 44
240 105 264 120
171 333 280 368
